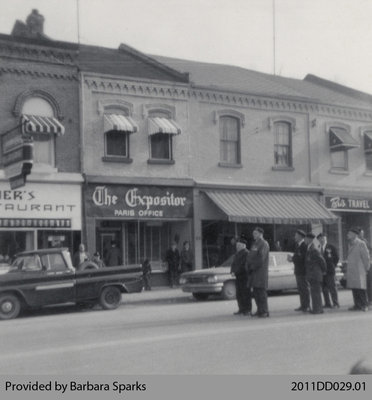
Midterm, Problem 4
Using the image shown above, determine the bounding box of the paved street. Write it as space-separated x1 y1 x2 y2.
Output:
0 288 371 375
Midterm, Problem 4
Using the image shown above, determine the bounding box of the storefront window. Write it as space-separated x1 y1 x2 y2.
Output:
0 231 34 261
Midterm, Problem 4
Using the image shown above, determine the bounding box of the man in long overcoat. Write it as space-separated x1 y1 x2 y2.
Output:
288 229 310 312
347 228 370 311
165 242 180 288
317 233 340 308
248 227 270 317
230 237 251 315
304 233 326 314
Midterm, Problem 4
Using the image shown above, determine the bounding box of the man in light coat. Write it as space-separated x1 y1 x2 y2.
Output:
347 228 370 311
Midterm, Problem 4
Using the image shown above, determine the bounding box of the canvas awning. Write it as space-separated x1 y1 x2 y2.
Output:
22 114 65 136
104 114 138 133
148 117 181 135
204 190 338 225
329 127 359 151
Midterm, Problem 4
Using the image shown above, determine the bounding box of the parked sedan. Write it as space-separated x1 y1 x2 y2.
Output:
180 252 344 300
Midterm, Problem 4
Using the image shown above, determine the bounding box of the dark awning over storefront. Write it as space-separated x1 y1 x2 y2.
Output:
329 127 359 151
204 190 338 224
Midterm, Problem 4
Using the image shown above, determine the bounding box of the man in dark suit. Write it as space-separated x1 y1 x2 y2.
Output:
317 233 340 308
304 233 327 314
230 236 251 316
165 242 180 288
249 227 270 318
288 229 310 312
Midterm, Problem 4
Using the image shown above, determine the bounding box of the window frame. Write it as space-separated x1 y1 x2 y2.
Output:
218 115 241 167
273 120 293 169
147 110 175 164
330 149 348 171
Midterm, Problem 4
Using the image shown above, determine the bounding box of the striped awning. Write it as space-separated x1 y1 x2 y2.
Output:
22 115 65 136
104 114 138 134
148 117 181 135
204 190 338 225
329 127 359 151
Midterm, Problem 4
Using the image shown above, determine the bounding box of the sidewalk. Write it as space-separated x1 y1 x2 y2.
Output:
123 286 191 305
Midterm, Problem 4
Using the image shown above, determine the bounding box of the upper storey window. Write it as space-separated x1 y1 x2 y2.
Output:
219 116 241 166
273 121 292 168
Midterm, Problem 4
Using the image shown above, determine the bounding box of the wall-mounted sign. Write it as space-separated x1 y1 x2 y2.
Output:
1 128 33 189
0 182 81 230
86 185 193 219
325 196 372 212
0 219 71 228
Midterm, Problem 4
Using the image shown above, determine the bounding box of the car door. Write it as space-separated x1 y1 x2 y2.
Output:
269 253 296 291
22 253 75 307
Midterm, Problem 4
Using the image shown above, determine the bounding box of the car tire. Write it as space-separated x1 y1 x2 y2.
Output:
0 293 21 320
192 293 209 301
221 280 236 300
99 286 122 310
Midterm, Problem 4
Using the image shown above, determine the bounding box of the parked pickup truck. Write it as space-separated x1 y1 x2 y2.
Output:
0 248 143 320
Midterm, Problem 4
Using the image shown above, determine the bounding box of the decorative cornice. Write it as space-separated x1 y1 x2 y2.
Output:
0 39 77 65
13 89 63 119
0 66 78 81
84 77 372 122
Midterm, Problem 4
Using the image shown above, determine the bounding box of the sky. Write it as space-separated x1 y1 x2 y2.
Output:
1 0 372 94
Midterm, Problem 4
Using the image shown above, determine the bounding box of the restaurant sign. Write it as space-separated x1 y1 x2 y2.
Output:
325 196 372 212
86 185 193 219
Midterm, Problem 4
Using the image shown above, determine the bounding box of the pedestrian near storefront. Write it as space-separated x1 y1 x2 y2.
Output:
142 259 152 291
92 252 105 268
231 236 251 316
358 229 372 305
73 243 90 269
249 227 270 318
347 228 370 311
304 233 327 314
105 240 122 266
288 229 310 312
165 242 180 288
180 241 193 272
317 233 340 308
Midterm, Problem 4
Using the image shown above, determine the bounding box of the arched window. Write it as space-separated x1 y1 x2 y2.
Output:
274 121 292 167
219 116 240 165
22 97 56 168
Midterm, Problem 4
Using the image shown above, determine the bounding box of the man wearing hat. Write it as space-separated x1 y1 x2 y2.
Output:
304 232 327 314
317 233 340 308
230 236 251 315
249 227 270 317
346 228 370 311
288 229 310 312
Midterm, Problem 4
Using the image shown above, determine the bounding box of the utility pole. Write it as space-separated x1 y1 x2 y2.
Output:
273 0 276 75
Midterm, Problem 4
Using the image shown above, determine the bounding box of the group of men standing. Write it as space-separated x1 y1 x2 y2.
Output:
230 227 270 318
290 230 339 314
231 226 371 318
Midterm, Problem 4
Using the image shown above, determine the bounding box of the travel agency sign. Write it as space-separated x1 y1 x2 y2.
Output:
86 185 193 219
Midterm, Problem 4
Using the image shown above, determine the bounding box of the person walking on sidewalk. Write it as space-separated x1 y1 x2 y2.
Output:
317 233 340 308
166 242 180 288
347 228 370 311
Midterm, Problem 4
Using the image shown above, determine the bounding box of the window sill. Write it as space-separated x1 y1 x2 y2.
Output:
329 168 349 175
147 159 175 165
218 162 242 168
102 156 133 164
31 164 58 174
271 166 294 171
363 171 372 177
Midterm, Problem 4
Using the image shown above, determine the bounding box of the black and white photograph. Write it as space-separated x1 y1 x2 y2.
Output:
1 0 372 397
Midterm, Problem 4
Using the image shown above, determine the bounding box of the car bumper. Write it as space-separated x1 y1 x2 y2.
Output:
181 283 224 294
